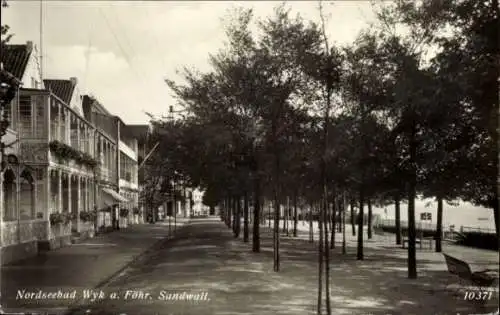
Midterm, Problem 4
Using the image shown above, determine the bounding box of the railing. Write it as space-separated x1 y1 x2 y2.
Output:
460 226 496 234
376 219 496 235
377 219 437 231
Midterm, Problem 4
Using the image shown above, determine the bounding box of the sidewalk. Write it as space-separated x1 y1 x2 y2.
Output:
263 219 499 270
255 223 499 314
0 218 190 314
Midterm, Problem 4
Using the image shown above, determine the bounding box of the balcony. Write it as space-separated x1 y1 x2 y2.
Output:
119 140 137 161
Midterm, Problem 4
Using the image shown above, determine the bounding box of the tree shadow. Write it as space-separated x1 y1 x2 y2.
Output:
64 220 498 315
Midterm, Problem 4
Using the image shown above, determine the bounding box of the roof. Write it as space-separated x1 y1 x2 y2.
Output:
1 44 32 80
83 94 112 115
43 79 75 104
126 124 150 139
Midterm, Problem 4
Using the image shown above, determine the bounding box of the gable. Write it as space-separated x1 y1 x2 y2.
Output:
1 44 32 81
43 80 75 104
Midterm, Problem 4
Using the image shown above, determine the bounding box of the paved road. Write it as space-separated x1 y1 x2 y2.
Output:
67 218 318 315
65 217 498 315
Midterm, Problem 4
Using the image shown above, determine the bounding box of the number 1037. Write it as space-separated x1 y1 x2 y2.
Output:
464 291 493 301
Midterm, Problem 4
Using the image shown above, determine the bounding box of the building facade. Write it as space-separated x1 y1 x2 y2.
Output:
0 41 139 265
127 124 150 223
116 118 140 226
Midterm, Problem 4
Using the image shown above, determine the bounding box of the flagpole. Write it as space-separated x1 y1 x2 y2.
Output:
39 0 43 80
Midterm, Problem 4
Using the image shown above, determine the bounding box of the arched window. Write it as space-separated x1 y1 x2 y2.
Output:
19 168 35 220
3 169 17 221
50 170 59 212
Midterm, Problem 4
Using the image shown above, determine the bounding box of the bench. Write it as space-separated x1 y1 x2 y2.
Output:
443 253 498 295
402 230 433 249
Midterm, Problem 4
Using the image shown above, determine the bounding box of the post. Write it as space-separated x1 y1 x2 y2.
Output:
58 169 62 213
76 175 81 233
16 164 20 242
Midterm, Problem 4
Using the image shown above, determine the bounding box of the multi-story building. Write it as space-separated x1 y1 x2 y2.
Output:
115 118 140 227
0 42 104 264
0 41 138 265
81 95 120 230
127 124 150 223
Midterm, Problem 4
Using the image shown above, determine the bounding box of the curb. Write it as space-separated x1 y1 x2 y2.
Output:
63 219 192 314
95 219 192 290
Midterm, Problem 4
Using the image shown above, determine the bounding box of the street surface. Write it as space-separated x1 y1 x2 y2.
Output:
64 217 498 315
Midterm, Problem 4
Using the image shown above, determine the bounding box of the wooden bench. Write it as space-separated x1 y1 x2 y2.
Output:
402 230 433 249
443 253 498 293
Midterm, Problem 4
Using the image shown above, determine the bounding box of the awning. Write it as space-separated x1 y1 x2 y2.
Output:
102 188 129 205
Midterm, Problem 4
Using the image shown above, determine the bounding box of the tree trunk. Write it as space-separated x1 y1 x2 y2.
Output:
268 202 272 228
367 199 373 239
350 198 356 236
232 198 236 232
309 203 314 243
395 193 401 245
342 192 347 255
274 197 280 271
228 197 232 228
435 196 443 252
494 202 499 241
243 192 249 243
323 195 331 314
237 197 242 237
357 189 364 260
234 197 241 238
330 196 336 249
293 194 298 237
284 206 287 234
337 197 342 233
317 198 324 315
253 177 261 252
407 125 417 279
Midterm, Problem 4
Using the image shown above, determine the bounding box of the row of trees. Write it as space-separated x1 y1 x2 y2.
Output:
145 1 498 314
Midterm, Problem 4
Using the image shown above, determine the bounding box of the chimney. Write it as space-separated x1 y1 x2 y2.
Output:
26 41 33 52
69 77 78 86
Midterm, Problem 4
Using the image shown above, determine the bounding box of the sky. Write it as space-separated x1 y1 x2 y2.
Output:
2 0 377 125
2 1 495 230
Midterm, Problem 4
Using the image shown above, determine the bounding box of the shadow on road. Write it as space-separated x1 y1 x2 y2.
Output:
64 218 498 315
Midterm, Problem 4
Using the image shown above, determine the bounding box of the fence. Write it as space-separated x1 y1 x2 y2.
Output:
376 219 496 235
376 219 437 231
460 226 496 234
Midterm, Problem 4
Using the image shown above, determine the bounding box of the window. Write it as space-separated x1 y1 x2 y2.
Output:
18 95 46 138
50 170 59 212
3 169 17 221
70 114 79 149
60 109 67 144
19 96 32 137
19 168 35 220
34 95 45 137
50 99 60 141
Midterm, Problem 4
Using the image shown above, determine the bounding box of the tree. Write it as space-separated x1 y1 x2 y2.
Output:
1 1 13 52
373 0 499 239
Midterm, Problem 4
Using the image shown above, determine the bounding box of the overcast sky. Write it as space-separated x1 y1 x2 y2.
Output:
2 1 377 125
